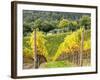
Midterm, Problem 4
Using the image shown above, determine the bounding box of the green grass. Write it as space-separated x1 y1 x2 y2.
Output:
40 60 76 68
45 32 71 60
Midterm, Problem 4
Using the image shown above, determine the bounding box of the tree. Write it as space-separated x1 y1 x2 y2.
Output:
40 20 55 33
79 15 91 29
69 21 78 31
58 19 69 28
23 21 34 36
33 19 42 29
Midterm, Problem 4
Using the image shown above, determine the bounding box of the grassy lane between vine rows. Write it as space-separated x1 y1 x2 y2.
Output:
45 32 72 61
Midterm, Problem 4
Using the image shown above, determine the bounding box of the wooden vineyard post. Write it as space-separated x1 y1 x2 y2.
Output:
80 29 84 66
34 29 38 68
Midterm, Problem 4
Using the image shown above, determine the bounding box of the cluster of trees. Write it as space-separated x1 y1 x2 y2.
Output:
23 10 91 36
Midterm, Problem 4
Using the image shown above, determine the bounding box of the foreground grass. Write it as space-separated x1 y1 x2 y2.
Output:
40 60 76 68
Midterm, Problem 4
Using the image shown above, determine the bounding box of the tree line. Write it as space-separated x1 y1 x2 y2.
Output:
23 10 91 36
